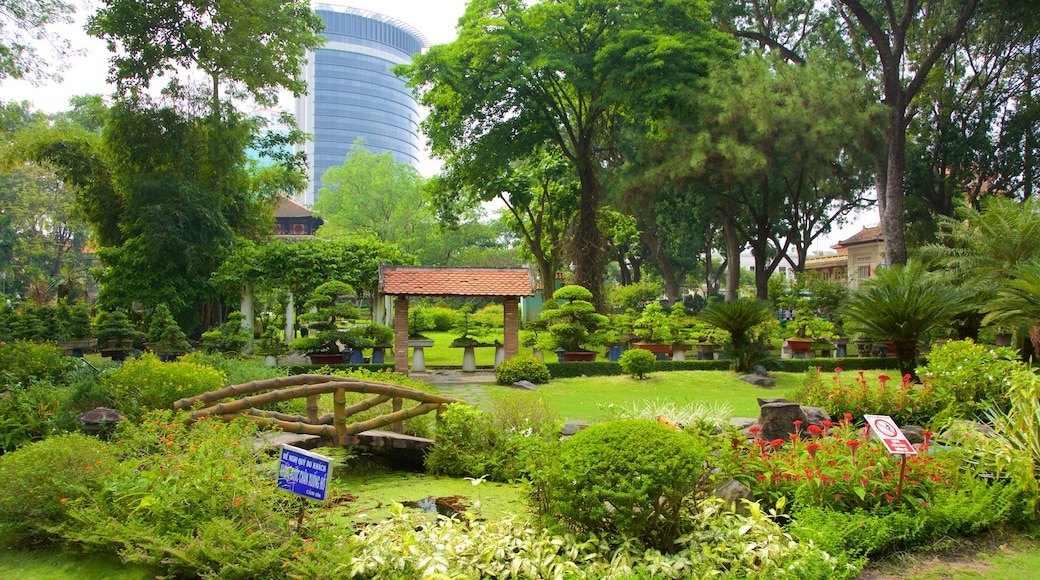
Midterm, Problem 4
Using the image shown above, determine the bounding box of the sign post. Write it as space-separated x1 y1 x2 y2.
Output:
863 414 917 506
278 444 334 532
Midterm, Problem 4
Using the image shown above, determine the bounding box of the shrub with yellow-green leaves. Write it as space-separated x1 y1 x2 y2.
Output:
103 353 225 420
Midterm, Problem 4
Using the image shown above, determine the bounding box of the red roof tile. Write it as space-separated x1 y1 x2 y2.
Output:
380 266 535 297
837 225 884 247
274 196 315 218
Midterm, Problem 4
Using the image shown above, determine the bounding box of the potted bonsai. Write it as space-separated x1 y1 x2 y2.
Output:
56 299 95 357
94 308 143 362
449 306 500 372
633 301 674 359
538 284 609 362
145 303 191 361
255 318 288 366
362 322 394 364
407 306 437 372
667 303 694 360
289 281 371 365
200 312 252 355
784 298 834 357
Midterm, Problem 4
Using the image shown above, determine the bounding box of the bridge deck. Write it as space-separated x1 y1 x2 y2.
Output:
255 429 436 453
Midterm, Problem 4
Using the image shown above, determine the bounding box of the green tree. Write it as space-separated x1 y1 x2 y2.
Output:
87 0 324 115
315 139 428 251
400 0 734 310
0 0 76 83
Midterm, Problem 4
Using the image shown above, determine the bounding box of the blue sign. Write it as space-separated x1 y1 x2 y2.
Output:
278 444 333 501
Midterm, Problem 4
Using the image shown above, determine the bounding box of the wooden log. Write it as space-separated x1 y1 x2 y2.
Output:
333 388 346 446
235 402 441 438
392 397 403 433
306 395 319 423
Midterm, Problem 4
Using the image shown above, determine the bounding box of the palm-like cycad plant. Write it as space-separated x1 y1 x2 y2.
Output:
981 261 1040 357
842 262 970 378
698 298 773 372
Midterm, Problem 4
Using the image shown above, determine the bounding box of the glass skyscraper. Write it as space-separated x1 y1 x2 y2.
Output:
296 5 428 205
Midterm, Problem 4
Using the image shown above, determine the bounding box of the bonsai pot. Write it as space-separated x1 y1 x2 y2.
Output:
786 338 813 357
371 346 388 364
59 338 96 358
634 343 673 360
562 350 597 362
307 352 346 365
672 343 692 361
263 354 279 366
853 339 873 357
695 342 718 360
995 333 1012 347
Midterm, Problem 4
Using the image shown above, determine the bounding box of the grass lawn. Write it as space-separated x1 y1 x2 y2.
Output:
0 550 157 580
530 370 805 420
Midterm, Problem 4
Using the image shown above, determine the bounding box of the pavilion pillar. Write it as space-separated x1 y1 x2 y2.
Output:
503 296 520 361
393 295 410 374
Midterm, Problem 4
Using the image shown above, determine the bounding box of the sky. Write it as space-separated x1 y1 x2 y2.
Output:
0 0 874 250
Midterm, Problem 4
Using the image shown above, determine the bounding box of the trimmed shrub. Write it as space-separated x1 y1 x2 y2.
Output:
619 347 657 379
541 419 714 552
102 353 226 419
775 356 898 373
546 361 623 378
0 340 69 385
495 355 551 385
0 433 116 546
919 338 1024 413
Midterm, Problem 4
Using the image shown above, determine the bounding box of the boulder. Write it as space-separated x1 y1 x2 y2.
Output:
560 420 590 437
899 425 925 444
758 402 807 442
757 397 791 407
739 374 776 387
729 417 757 430
715 479 753 515
752 365 769 377
511 380 538 391
800 406 832 429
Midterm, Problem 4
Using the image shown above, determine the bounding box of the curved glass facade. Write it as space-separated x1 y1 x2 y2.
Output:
296 6 427 205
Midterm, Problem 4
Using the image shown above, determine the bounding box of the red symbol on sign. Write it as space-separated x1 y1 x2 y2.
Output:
883 438 915 453
874 419 898 438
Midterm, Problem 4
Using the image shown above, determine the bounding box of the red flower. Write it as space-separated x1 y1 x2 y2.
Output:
843 412 853 422
822 420 833 429
793 420 803 430
834 367 843 373
769 438 785 449
806 442 820 460
807 425 823 437
884 493 894 502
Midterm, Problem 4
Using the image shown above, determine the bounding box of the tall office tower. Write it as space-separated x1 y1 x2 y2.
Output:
296 5 428 206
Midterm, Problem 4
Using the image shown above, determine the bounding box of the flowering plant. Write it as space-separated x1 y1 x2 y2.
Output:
798 367 945 427
727 416 950 514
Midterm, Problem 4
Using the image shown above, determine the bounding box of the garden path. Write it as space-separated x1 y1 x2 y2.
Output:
412 370 497 411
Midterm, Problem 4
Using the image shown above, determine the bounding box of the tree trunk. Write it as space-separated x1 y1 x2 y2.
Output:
642 225 680 306
882 102 908 266
572 161 606 311
721 211 741 302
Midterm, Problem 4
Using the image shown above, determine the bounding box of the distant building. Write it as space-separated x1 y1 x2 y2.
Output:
274 197 323 239
295 5 428 206
835 225 885 289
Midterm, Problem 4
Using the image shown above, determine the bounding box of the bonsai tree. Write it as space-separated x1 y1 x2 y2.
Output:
255 322 288 357
449 305 498 347
408 306 436 340
56 299 93 342
289 280 372 354
200 312 252 354
787 298 835 341
94 308 143 347
698 298 774 373
843 262 969 378
362 322 395 347
667 303 694 344
538 284 609 352
633 302 674 344
146 303 191 354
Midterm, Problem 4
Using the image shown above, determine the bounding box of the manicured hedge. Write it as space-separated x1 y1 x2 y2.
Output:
774 357 900 373
546 361 623 378
655 359 733 371
284 363 395 375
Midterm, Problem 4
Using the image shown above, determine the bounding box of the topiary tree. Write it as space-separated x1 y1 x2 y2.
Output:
94 308 143 347
619 347 657 379
495 355 551 385
146 303 191 354
200 312 251 354
540 419 713 553
289 280 370 354
538 285 608 353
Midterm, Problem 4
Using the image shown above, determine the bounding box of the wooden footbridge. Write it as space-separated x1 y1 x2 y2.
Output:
173 374 461 451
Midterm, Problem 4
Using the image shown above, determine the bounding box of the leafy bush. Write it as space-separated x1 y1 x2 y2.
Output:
495 355 551 385
619 347 657 379
540 419 714 552
410 304 456 333
0 433 116 546
788 478 1023 559
0 379 70 453
102 353 226 419
918 338 1024 413
292 499 860 579
0 340 69 385
795 367 945 427
180 351 288 386
200 311 252 354
63 411 300 578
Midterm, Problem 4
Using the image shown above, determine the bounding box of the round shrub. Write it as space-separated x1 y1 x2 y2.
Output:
0 340 69 385
0 433 117 546
544 419 713 552
919 338 1025 413
495 355 551 385
619 348 657 379
103 353 226 419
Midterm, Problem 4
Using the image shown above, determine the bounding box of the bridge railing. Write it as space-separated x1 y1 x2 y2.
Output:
173 374 460 445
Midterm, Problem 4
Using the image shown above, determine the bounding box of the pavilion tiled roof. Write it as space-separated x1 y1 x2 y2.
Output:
274 196 315 218
379 265 535 297
837 225 884 247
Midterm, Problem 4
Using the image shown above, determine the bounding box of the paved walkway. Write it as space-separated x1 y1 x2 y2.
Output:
409 370 498 410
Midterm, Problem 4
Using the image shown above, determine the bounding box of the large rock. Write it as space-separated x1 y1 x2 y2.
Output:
757 397 791 407
899 425 925 444
800 406 832 429
511 380 538 390
758 402 807 442
560 420 590 437
715 479 753 515
752 365 769 377
729 417 757 430
739 374 776 387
